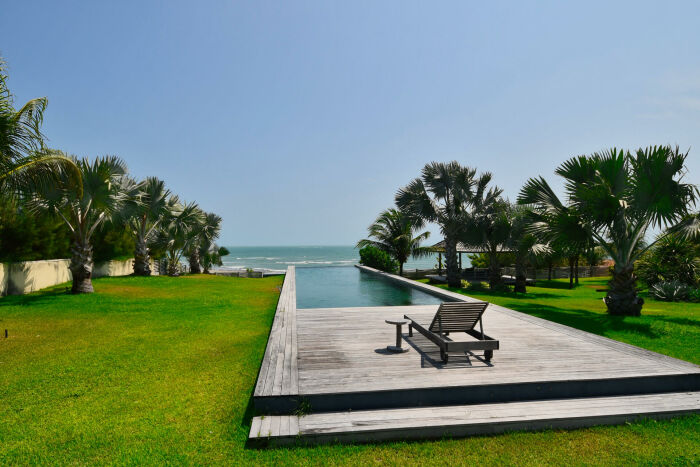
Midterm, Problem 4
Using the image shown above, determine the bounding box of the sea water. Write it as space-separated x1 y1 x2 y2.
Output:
219 245 447 271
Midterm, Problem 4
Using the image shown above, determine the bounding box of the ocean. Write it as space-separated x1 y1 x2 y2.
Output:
219 245 448 272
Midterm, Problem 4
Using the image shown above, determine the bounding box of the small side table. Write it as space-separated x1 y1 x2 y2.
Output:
385 319 409 353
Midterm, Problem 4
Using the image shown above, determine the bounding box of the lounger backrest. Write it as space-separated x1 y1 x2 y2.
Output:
429 301 489 333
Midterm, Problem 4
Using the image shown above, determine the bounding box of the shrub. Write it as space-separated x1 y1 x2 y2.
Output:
651 280 690 302
636 234 699 288
358 246 397 273
687 287 700 303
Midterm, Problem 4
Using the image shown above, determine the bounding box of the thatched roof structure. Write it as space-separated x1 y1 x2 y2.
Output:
429 240 514 254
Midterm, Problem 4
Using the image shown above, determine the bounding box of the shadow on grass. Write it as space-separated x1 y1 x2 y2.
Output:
0 285 72 307
532 280 579 290
508 302 660 339
440 285 569 301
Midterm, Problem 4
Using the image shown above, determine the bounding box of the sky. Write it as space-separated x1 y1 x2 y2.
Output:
2 1 700 246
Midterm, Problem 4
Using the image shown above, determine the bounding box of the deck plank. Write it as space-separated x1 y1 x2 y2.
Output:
253 266 299 399
249 391 700 445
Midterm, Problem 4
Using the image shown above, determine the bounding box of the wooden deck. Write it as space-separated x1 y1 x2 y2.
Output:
250 391 700 446
253 266 298 399
251 266 700 444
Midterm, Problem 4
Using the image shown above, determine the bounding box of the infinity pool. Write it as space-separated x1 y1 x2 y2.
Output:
296 266 445 309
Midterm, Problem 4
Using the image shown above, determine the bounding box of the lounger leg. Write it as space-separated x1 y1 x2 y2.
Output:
484 350 493 361
408 325 413 337
440 349 448 363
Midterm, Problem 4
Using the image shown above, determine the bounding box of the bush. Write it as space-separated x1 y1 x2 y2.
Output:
358 246 397 273
0 197 134 263
651 280 690 302
636 234 699 288
0 198 71 262
688 288 700 303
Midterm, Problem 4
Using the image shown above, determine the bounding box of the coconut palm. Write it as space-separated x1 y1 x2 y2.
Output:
396 161 501 287
519 146 698 315
0 56 79 196
356 208 431 276
122 177 172 276
28 155 128 293
154 199 204 276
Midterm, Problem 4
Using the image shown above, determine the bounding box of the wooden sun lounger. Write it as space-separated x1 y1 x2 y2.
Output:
405 301 499 363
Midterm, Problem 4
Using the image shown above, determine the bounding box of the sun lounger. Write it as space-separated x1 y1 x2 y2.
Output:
405 301 499 363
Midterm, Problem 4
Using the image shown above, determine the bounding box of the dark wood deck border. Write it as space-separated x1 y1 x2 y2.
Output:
253 265 298 405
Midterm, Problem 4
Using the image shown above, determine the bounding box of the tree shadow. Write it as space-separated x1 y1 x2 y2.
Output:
440 285 568 301
0 284 71 307
532 280 586 290
510 302 660 339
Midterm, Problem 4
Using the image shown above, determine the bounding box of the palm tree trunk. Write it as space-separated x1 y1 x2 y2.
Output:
488 251 501 290
604 263 644 316
568 257 575 289
167 255 179 276
133 237 151 276
399 262 404 277
444 236 460 288
189 251 201 274
514 254 527 293
70 238 94 294
574 256 580 285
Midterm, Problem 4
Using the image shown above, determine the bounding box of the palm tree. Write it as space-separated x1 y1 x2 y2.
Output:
462 197 510 289
200 245 230 274
122 177 172 276
396 161 501 287
508 205 548 293
583 246 607 277
519 146 698 315
154 199 204 276
0 56 79 196
356 208 431 276
518 178 592 290
186 211 222 274
29 155 128 293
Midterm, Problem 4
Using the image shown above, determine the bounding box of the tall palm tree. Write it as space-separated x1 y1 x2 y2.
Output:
122 177 172 276
29 155 128 293
154 199 204 276
396 161 501 287
0 56 79 196
519 146 698 315
356 208 431 276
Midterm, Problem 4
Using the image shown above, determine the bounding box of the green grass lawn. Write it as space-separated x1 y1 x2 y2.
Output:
1 275 698 465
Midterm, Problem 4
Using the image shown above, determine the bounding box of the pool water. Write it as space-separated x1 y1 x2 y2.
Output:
296 267 444 309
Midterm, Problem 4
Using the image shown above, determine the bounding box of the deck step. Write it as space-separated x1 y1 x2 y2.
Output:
249 391 700 446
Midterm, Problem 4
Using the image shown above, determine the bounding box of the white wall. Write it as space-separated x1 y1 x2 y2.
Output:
0 258 155 296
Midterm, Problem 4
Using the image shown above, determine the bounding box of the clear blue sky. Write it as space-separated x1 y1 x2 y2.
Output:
2 1 699 246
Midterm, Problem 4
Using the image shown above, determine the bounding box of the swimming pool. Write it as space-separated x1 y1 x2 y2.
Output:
296 266 445 308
